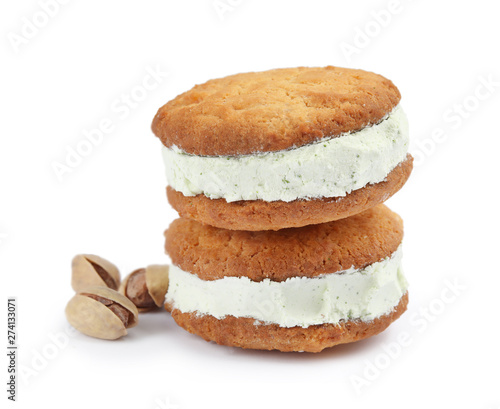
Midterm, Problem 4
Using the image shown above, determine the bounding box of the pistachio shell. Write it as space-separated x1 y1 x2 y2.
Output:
120 265 170 312
65 286 139 340
145 265 169 307
65 294 127 340
86 286 138 327
71 254 120 292
118 274 130 295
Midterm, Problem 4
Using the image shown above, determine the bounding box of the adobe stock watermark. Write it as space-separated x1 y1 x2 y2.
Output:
350 277 467 395
212 0 245 21
7 0 71 54
253 288 282 321
340 0 414 63
0 233 7 246
19 325 78 386
51 64 168 182
153 397 180 409
251 279 304 324
412 74 499 167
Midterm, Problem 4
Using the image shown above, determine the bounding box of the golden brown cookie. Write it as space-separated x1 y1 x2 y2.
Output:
153 66 411 230
165 204 403 282
164 205 408 352
169 293 408 353
152 66 400 156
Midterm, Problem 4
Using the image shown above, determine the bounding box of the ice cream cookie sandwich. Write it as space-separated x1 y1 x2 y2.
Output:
164 204 408 352
153 66 412 230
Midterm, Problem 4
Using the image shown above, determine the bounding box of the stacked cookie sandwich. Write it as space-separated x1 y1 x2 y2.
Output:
152 66 412 352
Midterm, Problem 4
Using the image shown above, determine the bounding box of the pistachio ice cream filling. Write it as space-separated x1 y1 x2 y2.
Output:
162 105 409 203
166 245 408 328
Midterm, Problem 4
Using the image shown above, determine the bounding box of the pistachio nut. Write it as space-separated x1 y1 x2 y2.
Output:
71 254 120 292
120 265 169 312
65 286 138 340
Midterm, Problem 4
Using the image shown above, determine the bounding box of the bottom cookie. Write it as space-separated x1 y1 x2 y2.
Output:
168 292 408 353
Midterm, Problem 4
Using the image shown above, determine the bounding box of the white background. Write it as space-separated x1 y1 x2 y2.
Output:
1 0 499 408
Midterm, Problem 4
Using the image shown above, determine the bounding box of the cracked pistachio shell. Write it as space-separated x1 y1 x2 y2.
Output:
145 265 170 307
71 254 120 292
119 265 170 312
65 286 138 340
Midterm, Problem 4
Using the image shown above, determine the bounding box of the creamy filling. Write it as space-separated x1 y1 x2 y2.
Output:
162 105 409 203
166 245 408 328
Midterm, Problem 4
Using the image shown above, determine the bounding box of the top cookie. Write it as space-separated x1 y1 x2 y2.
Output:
152 66 401 156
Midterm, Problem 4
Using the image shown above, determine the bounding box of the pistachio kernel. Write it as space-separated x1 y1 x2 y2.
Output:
86 260 117 289
82 293 133 327
125 269 156 309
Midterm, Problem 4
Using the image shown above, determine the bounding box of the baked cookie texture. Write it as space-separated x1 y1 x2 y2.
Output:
156 67 411 352
152 66 401 156
164 204 403 282
169 293 408 353
167 155 413 231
